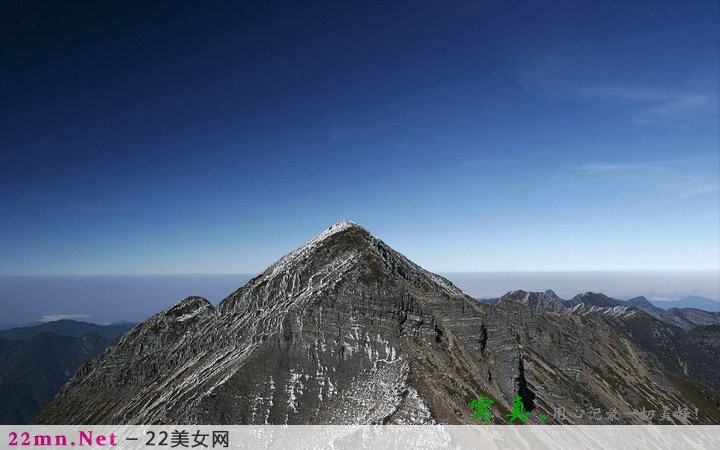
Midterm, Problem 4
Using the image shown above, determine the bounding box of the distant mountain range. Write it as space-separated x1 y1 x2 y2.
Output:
479 293 719 313
0 320 134 424
482 291 720 332
0 320 135 341
652 296 720 312
35 221 720 425
497 289 720 395
0 320 137 331
0 322 41 331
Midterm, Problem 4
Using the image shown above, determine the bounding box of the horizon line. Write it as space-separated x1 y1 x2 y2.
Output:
1 268 719 277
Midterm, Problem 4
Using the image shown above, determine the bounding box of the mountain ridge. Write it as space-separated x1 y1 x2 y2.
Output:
36 221 720 425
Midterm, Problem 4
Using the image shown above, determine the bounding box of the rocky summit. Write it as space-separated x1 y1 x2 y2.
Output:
36 221 720 424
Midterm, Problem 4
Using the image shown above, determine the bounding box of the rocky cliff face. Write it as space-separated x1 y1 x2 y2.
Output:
499 290 720 393
36 221 720 424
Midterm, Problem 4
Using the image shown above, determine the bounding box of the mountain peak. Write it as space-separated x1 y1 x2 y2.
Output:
232 220 455 303
218 220 464 315
331 218 362 230
306 219 366 246
626 296 653 307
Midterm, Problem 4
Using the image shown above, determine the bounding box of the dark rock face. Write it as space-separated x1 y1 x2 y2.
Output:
35 221 720 424
568 292 620 308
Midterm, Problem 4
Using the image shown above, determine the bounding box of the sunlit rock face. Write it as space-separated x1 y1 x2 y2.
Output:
36 221 720 424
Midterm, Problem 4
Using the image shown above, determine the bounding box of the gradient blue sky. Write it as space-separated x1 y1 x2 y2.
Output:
2 1 719 275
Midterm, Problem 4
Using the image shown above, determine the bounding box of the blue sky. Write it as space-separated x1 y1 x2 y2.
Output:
1 1 718 275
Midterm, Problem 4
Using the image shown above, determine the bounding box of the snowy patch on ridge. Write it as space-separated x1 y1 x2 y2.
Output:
309 220 362 245
258 220 363 286
569 304 638 318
